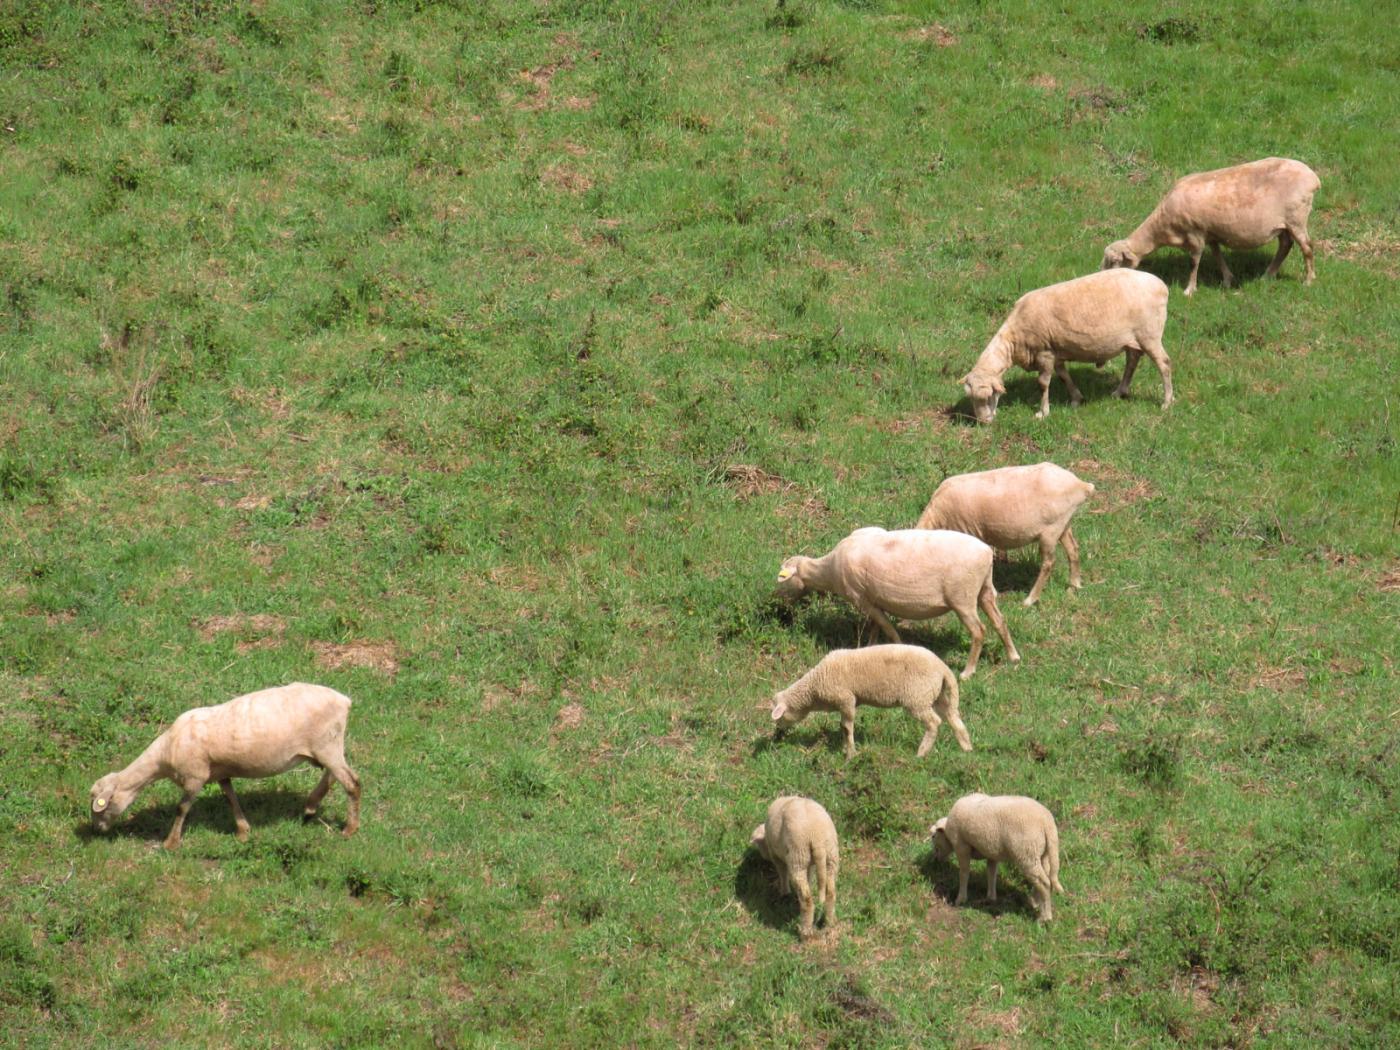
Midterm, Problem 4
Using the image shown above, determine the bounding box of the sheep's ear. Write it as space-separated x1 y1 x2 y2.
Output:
932 818 947 835
771 703 787 722
776 566 795 581
992 377 1006 395
93 797 108 812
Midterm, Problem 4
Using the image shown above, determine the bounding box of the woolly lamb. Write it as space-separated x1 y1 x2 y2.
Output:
916 462 1096 607
930 793 1063 922
770 645 971 758
751 795 839 939
776 526 1019 679
88 682 361 849
1102 157 1320 296
960 269 1171 424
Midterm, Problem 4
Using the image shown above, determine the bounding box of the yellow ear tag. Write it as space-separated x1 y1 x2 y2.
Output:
777 568 794 581
94 798 108 811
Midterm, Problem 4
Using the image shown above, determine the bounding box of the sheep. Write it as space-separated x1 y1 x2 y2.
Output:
930 793 1064 922
88 682 361 849
916 462 1096 607
776 526 1019 679
770 644 971 758
1102 157 1321 296
750 795 839 939
959 268 1171 424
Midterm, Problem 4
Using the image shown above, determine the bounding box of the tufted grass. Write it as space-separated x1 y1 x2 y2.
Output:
1 0 1396 1046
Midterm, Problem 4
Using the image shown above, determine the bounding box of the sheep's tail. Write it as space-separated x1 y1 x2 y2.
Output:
1045 821 1064 894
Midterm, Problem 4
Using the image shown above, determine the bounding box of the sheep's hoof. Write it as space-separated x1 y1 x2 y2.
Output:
235 828 250 843
1021 594 1038 608
1034 410 1048 420
959 668 975 681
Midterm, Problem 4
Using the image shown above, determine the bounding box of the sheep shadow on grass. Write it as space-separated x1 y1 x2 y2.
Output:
1136 246 1286 294
76 785 340 846
734 847 805 935
917 847 1039 922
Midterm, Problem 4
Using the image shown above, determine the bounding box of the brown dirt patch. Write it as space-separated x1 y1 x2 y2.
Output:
195 613 286 652
540 164 593 193
1028 74 1058 90
966 1004 1023 1037
723 463 794 499
1173 966 1220 1010
562 95 595 110
235 493 271 511
1071 458 1155 512
553 702 585 731
908 23 957 46
1379 564 1400 593
1248 665 1308 691
311 640 399 676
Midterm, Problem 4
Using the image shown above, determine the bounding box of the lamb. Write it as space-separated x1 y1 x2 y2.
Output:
88 682 361 849
750 795 839 939
916 462 1096 607
770 645 971 758
930 793 1064 922
1102 157 1320 296
776 526 1019 679
959 268 1171 424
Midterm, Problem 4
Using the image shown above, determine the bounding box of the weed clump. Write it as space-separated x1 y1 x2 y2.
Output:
1120 736 1181 790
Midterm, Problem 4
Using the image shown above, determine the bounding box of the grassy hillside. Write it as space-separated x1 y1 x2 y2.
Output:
1 0 1396 1046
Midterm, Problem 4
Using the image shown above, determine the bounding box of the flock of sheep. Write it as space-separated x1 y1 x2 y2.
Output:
86 156 1320 941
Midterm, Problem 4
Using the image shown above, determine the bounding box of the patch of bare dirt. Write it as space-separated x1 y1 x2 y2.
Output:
553 702 585 731
1173 966 1220 1010
1071 458 1156 512
235 493 271 511
540 164 593 193
1248 665 1308 691
311 640 398 676
1028 74 1058 90
195 613 286 652
723 464 795 499
966 1004 1023 1037
1379 564 1400 593
907 23 957 46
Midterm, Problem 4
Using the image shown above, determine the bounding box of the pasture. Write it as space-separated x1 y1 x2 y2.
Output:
1 1 1396 1045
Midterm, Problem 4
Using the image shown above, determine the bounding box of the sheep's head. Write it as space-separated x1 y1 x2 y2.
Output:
750 824 770 860
774 557 811 600
930 817 952 861
770 691 803 733
960 370 1005 425
89 773 134 833
1101 240 1140 270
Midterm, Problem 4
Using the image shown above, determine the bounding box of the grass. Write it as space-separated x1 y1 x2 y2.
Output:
1 0 1397 1045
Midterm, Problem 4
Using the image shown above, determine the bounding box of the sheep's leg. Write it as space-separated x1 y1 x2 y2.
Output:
1023 534 1058 607
838 694 858 759
163 782 204 850
1034 366 1054 420
914 704 942 758
218 778 251 842
1028 867 1054 922
979 583 1021 666
330 763 362 837
861 604 902 644
303 771 334 820
775 859 791 896
823 856 838 928
955 847 973 905
1210 242 1235 289
1139 336 1174 409
791 867 816 939
1112 350 1142 399
986 860 999 901
1183 239 1205 296
937 684 973 751
1289 224 1315 284
1053 361 1084 407
1264 230 1293 279
1061 526 1083 590
952 606 985 680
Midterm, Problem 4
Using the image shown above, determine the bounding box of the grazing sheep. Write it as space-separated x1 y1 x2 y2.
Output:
770 645 971 758
916 463 1096 607
776 527 1019 679
959 268 1171 423
1102 157 1320 296
930 793 1063 922
751 795 839 939
88 682 361 849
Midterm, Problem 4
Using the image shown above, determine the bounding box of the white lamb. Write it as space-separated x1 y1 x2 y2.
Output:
88 682 361 849
770 644 971 757
1102 157 1321 296
930 793 1064 922
916 462 1096 607
960 268 1171 424
751 795 839 939
776 526 1019 679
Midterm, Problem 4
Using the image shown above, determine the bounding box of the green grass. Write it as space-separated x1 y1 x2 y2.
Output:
1 0 1397 1045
